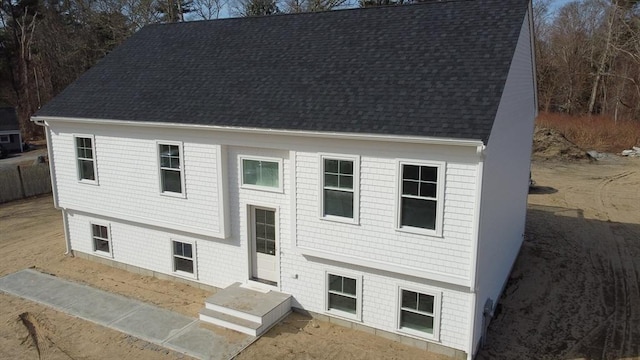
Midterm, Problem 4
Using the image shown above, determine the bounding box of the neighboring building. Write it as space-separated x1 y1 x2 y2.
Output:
0 107 23 153
32 0 537 358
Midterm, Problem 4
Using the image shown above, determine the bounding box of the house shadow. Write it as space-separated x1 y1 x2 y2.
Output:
476 204 640 360
528 185 558 194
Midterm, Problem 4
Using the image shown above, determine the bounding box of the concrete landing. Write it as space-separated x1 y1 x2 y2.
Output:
200 282 291 336
0 269 255 360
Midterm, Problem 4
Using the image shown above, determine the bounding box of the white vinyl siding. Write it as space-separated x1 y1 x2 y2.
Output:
297 152 473 281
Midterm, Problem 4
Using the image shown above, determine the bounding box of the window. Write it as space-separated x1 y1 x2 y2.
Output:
75 136 97 183
241 157 282 191
0 135 9 143
398 288 439 338
254 208 276 255
159 143 184 195
398 162 443 233
326 272 361 320
91 224 111 256
172 240 195 276
320 155 359 223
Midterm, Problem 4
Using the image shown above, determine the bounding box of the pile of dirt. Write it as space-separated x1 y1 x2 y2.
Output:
532 127 588 161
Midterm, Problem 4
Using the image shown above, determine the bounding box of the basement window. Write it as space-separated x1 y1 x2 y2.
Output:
172 240 197 278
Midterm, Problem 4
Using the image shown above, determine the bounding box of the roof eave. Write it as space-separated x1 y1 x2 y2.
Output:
32 115 486 148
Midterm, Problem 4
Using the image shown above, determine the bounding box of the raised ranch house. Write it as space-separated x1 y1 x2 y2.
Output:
32 0 536 358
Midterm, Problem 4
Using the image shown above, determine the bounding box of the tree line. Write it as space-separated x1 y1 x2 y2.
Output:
535 0 640 122
1 0 638 139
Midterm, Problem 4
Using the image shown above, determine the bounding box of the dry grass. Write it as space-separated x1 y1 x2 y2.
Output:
536 112 640 153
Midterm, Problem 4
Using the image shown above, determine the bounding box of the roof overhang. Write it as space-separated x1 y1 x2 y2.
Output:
32 115 486 149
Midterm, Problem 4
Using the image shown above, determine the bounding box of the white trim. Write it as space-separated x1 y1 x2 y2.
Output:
298 245 471 288
396 284 442 342
395 160 446 237
217 145 230 238
239 155 284 193
467 147 484 360
44 126 59 208
318 153 360 225
156 140 186 198
527 6 539 115
324 270 363 321
62 204 226 239
170 238 198 280
32 116 485 148
89 221 113 258
73 134 99 185
289 150 299 255
0 134 9 143
0 130 21 135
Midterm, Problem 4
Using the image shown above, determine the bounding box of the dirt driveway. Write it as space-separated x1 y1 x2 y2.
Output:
478 157 640 360
1 157 639 359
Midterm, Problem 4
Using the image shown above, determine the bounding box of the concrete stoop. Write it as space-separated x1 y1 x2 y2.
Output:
199 282 291 336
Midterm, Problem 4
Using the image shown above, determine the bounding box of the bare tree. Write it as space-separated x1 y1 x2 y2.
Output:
191 0 226 19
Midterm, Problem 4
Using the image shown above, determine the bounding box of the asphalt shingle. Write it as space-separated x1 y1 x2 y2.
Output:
35 0 530 143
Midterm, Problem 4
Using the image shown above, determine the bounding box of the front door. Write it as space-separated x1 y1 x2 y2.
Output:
250 206 278 286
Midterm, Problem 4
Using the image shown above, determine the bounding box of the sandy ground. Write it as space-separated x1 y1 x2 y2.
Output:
0 200 448 358
1 156 639 359
478 157 640 360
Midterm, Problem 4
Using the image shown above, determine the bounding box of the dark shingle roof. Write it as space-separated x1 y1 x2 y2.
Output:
0 107 19 131
36 0 529 143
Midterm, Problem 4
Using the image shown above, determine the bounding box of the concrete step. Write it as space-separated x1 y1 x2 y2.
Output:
199 308 260 337
203 282 291 324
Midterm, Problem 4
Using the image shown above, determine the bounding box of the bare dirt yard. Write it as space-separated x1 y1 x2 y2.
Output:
1 154 639 359
478 156 640 360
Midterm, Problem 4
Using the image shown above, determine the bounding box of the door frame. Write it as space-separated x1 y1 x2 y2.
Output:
246 203 280 291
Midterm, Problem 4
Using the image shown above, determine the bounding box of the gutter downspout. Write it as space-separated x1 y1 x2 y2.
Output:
467 144 486 360
35 119 72 256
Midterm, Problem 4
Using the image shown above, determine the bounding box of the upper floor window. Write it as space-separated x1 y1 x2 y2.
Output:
158 142 185 196
320 155 359 223
397 162 444 235
241 156 282 192
75 135 98 184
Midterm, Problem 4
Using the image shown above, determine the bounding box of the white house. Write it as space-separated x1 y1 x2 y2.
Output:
0 107 24 153
33 0 537 358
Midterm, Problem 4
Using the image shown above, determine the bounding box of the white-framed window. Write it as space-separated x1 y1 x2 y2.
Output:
319 154 360 223
75 135 98 184
396 161 445 236
397 286 441 340
325 271 362 321
91 223 112 257
240 156 283 192
0 134 9 143
172 240 197 278
158 142 185 197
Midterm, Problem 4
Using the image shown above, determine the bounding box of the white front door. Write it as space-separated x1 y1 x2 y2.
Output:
250 206 278 285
